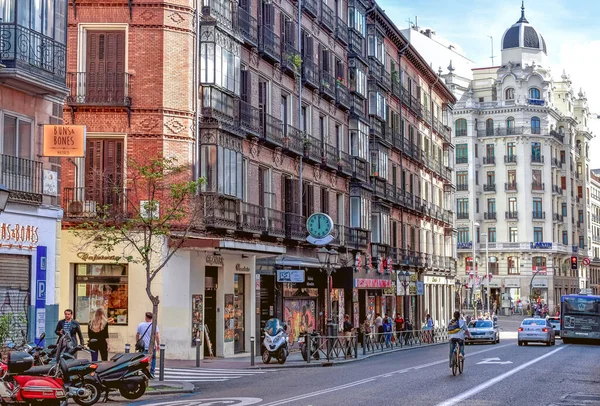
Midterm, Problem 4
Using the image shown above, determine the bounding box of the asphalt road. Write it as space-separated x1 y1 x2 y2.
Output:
112 328 600 406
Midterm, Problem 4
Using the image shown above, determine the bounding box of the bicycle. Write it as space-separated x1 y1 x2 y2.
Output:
450 338 464 376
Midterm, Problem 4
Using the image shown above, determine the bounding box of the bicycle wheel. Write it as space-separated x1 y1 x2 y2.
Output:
451 349 458 376
459 353 464 374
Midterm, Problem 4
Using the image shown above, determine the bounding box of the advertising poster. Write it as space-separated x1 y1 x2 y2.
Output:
191 294 203 346
353 302 359 328
224 294 234 342
284 299 316 347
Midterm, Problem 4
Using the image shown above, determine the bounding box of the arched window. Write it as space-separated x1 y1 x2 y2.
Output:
486 118 494 136
529 87 541 100
505 88 515 100
506 117 515 134
455 119 467 136
559 126 564 135
531 116 541 134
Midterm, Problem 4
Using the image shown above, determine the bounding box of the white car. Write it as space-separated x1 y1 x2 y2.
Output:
466 320 500 344
518 318 556 346
546 316 560 336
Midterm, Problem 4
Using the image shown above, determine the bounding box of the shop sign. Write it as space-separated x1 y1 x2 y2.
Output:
42 125 86 157
354 278 392 288
235 264 250 272
488 279 502 288
530 242 552 249
416 281 424 295
77 252 120 262
424 276 445 285
409 272 417 282
0 223 39 245
408 282 417 295
276 269 305 283
206 255 224 266
532 279 548 288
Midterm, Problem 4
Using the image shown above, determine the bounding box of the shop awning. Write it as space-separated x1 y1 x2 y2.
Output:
256 255 322 273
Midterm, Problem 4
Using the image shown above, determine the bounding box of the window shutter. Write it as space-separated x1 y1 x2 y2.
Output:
258 80 267 108
280 14 286 41
307 36 314 61
241 70 251 103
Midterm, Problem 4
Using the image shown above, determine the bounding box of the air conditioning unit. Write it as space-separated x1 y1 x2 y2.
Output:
67 201 97 217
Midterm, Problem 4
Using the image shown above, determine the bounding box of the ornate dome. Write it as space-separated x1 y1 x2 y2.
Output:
501 2 547 54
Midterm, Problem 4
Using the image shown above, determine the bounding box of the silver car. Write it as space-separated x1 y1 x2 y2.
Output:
466 319 500 344
518 318 556 346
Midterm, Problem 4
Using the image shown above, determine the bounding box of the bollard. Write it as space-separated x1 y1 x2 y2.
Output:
124 343 131 353
250 337 255 367
362 333 366 356
195 338 201 367
159 344 166 382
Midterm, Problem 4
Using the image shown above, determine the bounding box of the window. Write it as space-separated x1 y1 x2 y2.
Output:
529 88 541 100
532 256 546 272
455 119 467 136
349 65 367 96
487 198 496 214
456 144 468 163
507 170 516 184
508 197 517 213
506 117 515 134
486 118 494 136
200 145 243 199
457 227 470 243
370 149 388 179
531 116 541 134
368 91 387 120
367 32 385 65
2 114 32 158
348 6 365 36
476 197 479 213
561 203 567 217
75 264 128 325
321 188 329 214
562 231 568 245
533 198 542 215
350 193 370 229
302 181 314 216
531 142 541 158
533 227 543 242
560 150 566 163
507 256 519 274
13 0 66 43
488 228 496 242
371 212 390 245
486 144 494 157
506 142 515 157
456 171 468 188
532 169 542 186
486 171 495 185
1 0 15 23
579 235 585 249
475 171 479 186
509 227 518 242
201 38 241 95
457 198 469 217
350 121 369 160
505 88 514 100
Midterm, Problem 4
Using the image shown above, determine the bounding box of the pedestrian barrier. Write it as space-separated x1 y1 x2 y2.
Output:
306 334 358 362
361 328 448 355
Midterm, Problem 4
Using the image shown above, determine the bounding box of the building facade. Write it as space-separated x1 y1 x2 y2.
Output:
450 6 593 314
589 170 600 295
0 0 68 342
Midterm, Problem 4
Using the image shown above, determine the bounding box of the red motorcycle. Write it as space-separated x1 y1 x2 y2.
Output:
0 351 67 405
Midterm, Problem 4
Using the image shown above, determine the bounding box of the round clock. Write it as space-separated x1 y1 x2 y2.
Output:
306 212 334 239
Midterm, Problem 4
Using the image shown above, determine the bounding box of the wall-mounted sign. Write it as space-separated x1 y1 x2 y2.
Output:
1 223 39 244
206 255 224 266
416 281 424 295
457 242 472 249
530 242 552 249
532 279 549 288
354 278 392 288
42 170 58 196
191 294 203 347
276 269 305 283
504 278 520 288
424 276 446 285
42 125 86 157
77 252 120 262
235 264 250 272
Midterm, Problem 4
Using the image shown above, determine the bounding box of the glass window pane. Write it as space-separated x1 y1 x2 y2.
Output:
1 0 15 23
3 115 17 156
18 120 31 158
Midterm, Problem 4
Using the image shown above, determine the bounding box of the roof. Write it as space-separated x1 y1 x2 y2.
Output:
501 3 547 54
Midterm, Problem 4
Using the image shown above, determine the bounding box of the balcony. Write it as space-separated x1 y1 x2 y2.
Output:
260 112 284 148
532 182 545 191
455 129 468 137
264 208 286 238
505 182 517 192
281 42 301 76
303 134 322 163
504 155 517 164
239 202 265 234
368 61 391 92
285 212 307 240
335 18 349 44
322 143 339 170
352 157 369 182
552 184 563 195
0 155 43 205
283 124 304 155
551 157 562 168
348 29 364 57
258 25 280 63
350 95 367 120
201 87 237 125
456 184 469 192
457 212 469 220
553 213 563 222
321 3 335 32
456 157 468 164
238 7 258 47
239 100 261 137
63 186 130 219
482 156 495 165
371 178 386 199
66 72 131 106
330 224 347 247
346 227 369 250
320 71 336 100
483 183 496 192
337 151 353 177
505 211 518 220
301 0 319 18
203 194 238 231
336 81 351 111
302 59 320 89
532 211 546 220
457 242 472 251
531 155 544 164
484 212 497 220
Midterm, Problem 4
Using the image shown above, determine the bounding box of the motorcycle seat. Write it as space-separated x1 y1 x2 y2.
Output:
23 364 53 376
94 363 115 374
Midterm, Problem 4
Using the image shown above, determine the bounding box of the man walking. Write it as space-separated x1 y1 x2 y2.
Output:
136 312 160 376
55 309 84 346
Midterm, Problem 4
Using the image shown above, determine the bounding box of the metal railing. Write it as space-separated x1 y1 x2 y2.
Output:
320 3 335 32
0 155 43 204
335 18 348 44
336 81 351 110
504 155 517 164
238 7 258 46
239 100 261 137
320 70 336 99
301 0 318 17
505 182 517 191
261 112 284 147
258 25 280 62
302 58 320 89
63 186 129 218
67 72 131 106
482 156 495 165
360 328 449 355
505 211 518 219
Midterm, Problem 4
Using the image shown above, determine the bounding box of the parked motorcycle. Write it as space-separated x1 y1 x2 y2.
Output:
90 351 152 400
261 318 289 364
299 331 320 361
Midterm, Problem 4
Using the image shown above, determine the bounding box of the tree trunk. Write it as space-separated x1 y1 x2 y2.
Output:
146 265 160 368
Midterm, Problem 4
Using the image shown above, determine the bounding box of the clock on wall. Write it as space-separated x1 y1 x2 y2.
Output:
306 212 334 239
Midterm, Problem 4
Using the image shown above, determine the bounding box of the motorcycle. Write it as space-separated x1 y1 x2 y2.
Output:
299 331 320 361
261 318 289 364
90 351 152 400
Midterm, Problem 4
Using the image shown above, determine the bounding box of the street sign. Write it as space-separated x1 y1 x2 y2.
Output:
583 257 591 266
276 269 305 283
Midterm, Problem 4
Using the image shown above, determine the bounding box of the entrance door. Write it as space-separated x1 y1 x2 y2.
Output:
234 274 245 354
86 31 126 103
85 138 124 213
204 267 218 357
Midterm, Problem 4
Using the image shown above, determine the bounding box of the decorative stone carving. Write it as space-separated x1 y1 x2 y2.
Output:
201 130 217 144
250 47 259 67
168 12 185 25
273 64 282 81
139 10 155 22
273 148 283 167
313 166 321 181
294 157 300 175
137 117 160 132
165 118 186 134
329 172 336 187
250 138 260 158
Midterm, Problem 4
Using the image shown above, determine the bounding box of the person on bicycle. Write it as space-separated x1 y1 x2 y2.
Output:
448 310 471 368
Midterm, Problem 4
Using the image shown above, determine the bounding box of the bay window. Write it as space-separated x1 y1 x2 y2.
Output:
350 192 370 229
371 211 390 245
349 65 367 97
200 28 241 95
350 120 369 160
367 31 385 65
201 145 243 199
370 148 388 179
368 91 387 121
348 6 365 36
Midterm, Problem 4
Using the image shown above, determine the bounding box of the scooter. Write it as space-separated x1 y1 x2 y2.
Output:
261 318 289 364
89 351 152 400
298 331 320 361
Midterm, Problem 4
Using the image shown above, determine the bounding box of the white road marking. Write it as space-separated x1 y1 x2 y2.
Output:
160 367 275 383
476 357 513 365
260 344 514 406
436 346 566 406
144 398 263 406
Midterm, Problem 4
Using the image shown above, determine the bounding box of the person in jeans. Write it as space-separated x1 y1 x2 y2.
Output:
394 314 404 344
136 312 160 376
342 314 353 356
88 308 109 361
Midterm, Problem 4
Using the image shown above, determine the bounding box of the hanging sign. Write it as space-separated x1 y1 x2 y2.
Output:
42 125 86 157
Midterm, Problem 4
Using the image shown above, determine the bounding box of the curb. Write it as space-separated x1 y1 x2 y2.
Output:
146 381 195 395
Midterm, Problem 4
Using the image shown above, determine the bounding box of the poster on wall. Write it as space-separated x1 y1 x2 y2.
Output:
353 302 359 328
337 289 344 332
284 299 316 347
191 294 203 346
224 294 234 342
367 295 375 324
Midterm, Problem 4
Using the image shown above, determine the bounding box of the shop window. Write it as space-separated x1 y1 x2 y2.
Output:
507 256 519 274
75 264 128 325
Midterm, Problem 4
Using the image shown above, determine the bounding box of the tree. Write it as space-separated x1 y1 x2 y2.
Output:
72 156 204 360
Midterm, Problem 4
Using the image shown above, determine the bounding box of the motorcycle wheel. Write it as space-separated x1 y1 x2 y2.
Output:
74 381 102 406
300 344 308 361
262 350 271 364
277 349 287 364
119 382 146 400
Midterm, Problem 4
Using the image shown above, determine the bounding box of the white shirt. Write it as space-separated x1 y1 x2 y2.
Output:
448 319 467 340
137 321 158 350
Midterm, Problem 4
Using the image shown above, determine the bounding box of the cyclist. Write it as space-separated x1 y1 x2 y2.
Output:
448 310 471 368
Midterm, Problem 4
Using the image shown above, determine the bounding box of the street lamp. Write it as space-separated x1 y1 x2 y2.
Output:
0 184 10 213
454 279 462 312
397 270 411 321
481 232 490 315
471 221 480 315
317 247 339 338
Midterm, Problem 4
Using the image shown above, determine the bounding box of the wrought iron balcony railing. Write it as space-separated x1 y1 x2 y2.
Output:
504 155 517 164
281 42 301 76
284 124 304 156
258 25 280 63
320 70 336 100
505 211 518 220
531 182 545 191
321 3 335 32
335 18 348 44
239 100 261 137
260 112 284 148
482 156 495 165
302 58 320 89
238 7 258 47
532 211 546 220
302 0 319 18
67 72 131 106
531 155 544 163
505 182 517 191
484 212 497 220
1 155 43 205
336 81 351 111
63 186 130 219
337 151 353 177
285 212 307 240
483 183 496 192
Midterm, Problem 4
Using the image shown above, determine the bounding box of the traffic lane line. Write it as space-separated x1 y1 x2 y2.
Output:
436 346 566 406
258 344 514 406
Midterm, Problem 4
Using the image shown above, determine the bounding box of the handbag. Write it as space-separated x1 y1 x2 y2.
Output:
135 324 151 352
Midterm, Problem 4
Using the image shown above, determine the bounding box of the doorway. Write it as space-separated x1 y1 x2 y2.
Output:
234 274 245 354
204 267 218 357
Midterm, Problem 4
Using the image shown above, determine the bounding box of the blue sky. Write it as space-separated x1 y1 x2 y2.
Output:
377 0 600 164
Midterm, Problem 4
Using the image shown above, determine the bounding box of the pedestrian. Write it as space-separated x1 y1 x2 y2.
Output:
55 309 84 346
343 314 353 356
405 319 413 343
394 313 404 344
374 313 383 343
382 315 392 346
88 308 109 361
425 314 434 343
136 312 160 376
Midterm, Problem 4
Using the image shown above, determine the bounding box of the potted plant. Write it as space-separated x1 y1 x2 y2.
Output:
303 137 312 157
289 54 302 71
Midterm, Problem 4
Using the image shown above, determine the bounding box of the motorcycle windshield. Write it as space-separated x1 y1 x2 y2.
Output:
264 319 283 336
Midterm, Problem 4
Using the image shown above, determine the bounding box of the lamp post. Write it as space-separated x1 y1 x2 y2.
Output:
454 279 462 313
0 184 10 213
398 271 411 316
481 232 490 315
471 221 480 315
317 247 339 338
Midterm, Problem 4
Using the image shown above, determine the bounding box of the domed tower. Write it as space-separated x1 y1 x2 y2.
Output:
500 2 548 67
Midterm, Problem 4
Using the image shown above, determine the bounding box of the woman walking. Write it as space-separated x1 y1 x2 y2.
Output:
88 308 109 361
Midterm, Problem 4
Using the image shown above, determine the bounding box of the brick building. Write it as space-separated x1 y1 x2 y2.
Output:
58 0 456 361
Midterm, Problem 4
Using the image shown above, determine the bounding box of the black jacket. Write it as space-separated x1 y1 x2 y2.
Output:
87 323 109 350
55 319 84 345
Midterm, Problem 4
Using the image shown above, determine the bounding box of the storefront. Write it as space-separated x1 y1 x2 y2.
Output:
423 275 452 327
531 277 549 306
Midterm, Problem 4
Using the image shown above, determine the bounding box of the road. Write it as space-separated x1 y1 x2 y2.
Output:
112 327 600 406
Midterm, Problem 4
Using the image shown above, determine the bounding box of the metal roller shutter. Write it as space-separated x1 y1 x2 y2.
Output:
0 254 31 345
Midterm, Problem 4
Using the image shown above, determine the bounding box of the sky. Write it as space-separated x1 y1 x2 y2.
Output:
377 0 600 167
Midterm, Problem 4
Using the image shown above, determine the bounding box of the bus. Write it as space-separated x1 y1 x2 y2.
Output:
560 294 600 343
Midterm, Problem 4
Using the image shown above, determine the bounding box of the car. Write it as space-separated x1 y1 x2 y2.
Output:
466 319 500 344
546 316 560 336
518 318 556 346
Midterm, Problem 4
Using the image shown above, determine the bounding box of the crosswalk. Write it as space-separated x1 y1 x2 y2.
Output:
160 367 275 383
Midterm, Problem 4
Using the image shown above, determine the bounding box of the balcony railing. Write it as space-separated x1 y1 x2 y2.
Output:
323 143 339 170
533 211 546 220
320 70 336 100
66 72 131 106
285 212 307 240
302 59 320 89
553 213 563 222
338 151 353 177
505 182 517 191
456 157 468 164
238 7 258 47
350 95 366 120
203 194 238 230
239 202 265 233
304 135 322 163
265 208 286 238
346 227 369 250
532 182 545 191
258 25 280 63
551 157 562 168
368 61 391 91
484 212 497 220
505 211 518 220
302 0 319 17
456 184 469 191
483 183 496 192
335 18 348 44
239 100 261 137
336 81 351 111
330 224 347 247
281 42 301 75
352 157 369 181
1 155 43 205
552 184 563 195
482 156 495 165
0 23 66 80
261 112 284 148
202 87 237 123
321 3 335 32
531 155 544 164
63 186 130 219
455 129 468 137
504 155 517 164
284 124 304 155
348 29 364 57
457 212 469 220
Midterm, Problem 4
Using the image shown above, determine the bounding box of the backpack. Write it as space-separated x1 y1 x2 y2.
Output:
448 319 461 334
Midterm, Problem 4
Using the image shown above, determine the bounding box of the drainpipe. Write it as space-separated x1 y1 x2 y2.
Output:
298 0 303 218
194 0 201 186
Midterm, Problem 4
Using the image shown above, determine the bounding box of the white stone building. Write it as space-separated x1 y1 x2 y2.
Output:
589 169 600 294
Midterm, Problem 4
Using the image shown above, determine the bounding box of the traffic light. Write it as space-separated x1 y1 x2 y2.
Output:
571 256 578 270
